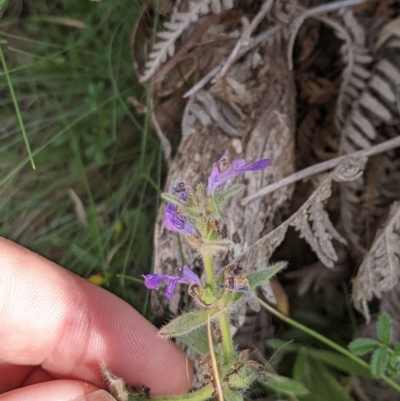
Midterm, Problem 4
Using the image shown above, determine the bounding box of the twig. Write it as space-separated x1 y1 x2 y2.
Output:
302 0 370 17
287 0 369 69
151 107 172 166
183 23 282 98
207 315 224 401
242 135 400 206
213 0 274 81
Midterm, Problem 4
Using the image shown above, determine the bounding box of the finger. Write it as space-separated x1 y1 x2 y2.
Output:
0 238 192 396
1 380 103 401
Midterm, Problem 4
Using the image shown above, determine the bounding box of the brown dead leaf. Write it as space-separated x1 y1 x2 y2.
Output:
301 76 337 105
269 277 289 315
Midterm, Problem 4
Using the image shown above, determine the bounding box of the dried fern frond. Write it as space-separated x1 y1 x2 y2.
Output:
291 199 347 268
352 201 400 322
227 157 366 302
332 10 373 128
337 17 400 250
140 0 233 82
182 89 239 137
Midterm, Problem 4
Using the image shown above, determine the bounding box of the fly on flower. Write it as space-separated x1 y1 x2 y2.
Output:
172 182 192 203
207 151 270 195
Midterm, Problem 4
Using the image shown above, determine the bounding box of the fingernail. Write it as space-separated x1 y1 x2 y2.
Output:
73 389 118 401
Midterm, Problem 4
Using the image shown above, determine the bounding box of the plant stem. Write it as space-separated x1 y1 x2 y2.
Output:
202 251 215 286
202 251 234 362
219 310 235 362
258 298 400 394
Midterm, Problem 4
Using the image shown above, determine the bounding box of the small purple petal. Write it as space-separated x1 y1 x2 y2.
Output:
143 266 202 299
165 278 180 299
142 274 172 290
178 265 202 286
163 203 196 235
207 152 271 194
237 158 271 173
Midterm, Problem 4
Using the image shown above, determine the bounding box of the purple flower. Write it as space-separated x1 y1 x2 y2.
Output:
163 203 197 235
143 266 202 299
207 151 271 194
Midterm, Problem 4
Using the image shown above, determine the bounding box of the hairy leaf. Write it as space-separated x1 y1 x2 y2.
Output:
264 372 309 396
246 261 287 289
179 326 210 355
159 309 219 338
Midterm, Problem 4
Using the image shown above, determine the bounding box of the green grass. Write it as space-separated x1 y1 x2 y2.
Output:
0 0 162 312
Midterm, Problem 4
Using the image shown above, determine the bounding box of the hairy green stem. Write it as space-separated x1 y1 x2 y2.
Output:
218 311 235 362
258 298 400 394
202 251 235 362
202 251 215 286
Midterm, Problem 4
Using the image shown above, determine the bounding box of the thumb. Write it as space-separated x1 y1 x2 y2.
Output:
0 381 116 401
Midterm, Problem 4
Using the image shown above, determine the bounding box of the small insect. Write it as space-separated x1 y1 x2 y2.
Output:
172 181 193 202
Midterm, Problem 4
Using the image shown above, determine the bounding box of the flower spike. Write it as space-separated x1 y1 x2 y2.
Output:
143 266 202 299
207 151 271 194
163 203 197 235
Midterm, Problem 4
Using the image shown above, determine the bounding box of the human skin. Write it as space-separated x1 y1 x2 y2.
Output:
0 237 192 400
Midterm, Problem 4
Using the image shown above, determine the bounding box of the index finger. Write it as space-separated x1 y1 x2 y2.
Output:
0 237 192 396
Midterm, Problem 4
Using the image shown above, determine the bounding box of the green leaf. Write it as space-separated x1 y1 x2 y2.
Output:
294 357 355 401
159 309 219 338
222 386 243 401
293 350 310 381
267 341 372 378
371 346 389 378
210 192 223 219
377 314 392 345
264 372 309 395
216 184 244 206
0 0 9 16
160 192 187 209
179 326 210 356
305 348 372 378
267 338 299 353
348 338 380 356
246 262 287 289
312 362 355 401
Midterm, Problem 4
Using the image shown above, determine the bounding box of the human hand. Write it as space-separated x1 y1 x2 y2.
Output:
0 237 192 401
